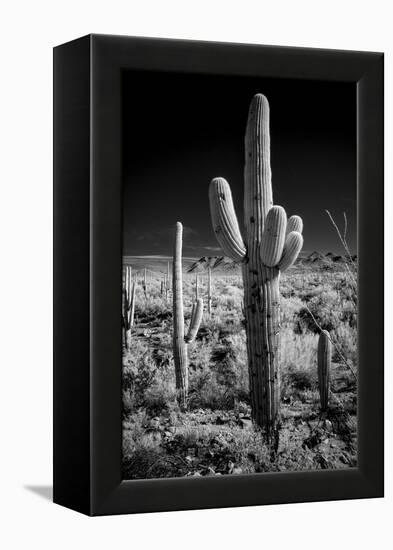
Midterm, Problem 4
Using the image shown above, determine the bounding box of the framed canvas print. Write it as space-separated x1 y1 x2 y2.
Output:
53 34 384 516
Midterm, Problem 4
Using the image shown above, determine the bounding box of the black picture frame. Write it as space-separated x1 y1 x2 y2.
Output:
53 34 384 516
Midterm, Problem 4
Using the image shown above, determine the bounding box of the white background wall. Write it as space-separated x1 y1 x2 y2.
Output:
0 1 390 548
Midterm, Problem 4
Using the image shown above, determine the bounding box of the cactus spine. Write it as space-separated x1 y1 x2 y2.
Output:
122 265 136 350
173 222 203 409
209 94 303 442
318 330 331 411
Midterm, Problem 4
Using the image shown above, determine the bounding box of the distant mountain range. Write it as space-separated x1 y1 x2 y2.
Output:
187 256 238 273
188 252 357 273
300 251 357 266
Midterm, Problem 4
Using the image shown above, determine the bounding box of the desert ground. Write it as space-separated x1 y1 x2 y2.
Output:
122 253 357 479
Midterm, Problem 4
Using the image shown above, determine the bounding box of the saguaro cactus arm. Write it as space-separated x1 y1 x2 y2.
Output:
278 231 303 271
209 177 246 262
185 298 203 343
260 205 287 267
287 215 303 234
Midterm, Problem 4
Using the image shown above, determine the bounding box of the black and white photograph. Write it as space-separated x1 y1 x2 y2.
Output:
1 0 388 543
121 70 358 479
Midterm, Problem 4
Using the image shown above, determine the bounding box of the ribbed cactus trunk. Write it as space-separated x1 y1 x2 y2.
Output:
172 222 204 409
242 261 280 438
318 330 331 411
243 97 280 441
209 94 303 444
173 222 188 408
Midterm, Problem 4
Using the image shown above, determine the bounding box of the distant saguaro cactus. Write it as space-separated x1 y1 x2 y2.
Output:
207 266 212 315
122 265 136 350
209 94 303 442
143 267 147 298
195 273 199 301
173 222 203 409
318 330 331 411
166 261 171 300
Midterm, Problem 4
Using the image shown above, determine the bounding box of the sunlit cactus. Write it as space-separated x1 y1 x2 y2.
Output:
318 330 331 411
173 222 203 409
122 265 136 350
166 261 171 301
209 94 303 443
287 215 303 234
207 266 212 315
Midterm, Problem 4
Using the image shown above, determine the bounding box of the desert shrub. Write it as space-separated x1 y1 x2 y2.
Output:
213 334 248 389
226 428 274 473
332 323 357 371
188 337 215 368
122 411 154 465
143 369 177 414
151 341 172 368
280 329 319 400
281 363 318 403
284 365 316 391
188 331 249 410
123 341 158 410
123 416 176 479
280 329 318 371
136 301 171 324
281 295 304 325
188 374 236 410
219 284 243 310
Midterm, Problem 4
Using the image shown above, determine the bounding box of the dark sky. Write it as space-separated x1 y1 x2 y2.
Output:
122 69 356 257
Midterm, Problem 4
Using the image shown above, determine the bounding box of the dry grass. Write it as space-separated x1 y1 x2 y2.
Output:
122 262 357 479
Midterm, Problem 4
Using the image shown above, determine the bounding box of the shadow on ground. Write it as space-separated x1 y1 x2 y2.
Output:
24 485 52 501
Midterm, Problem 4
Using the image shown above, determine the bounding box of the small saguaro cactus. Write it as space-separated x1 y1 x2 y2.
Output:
143 267 147 298
207 266 212 315
122 265 136 350
318 330 331 411
195 273 199 301
209 94 303 442
165 261 171 301
173 222 203 409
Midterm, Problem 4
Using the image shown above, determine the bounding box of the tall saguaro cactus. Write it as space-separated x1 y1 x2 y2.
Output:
318 330 331 411
209 94 303 442
122 265 136 350
173 222 203 409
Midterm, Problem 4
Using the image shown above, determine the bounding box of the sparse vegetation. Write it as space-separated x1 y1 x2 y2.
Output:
122 254 357 479
122 95 357 480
